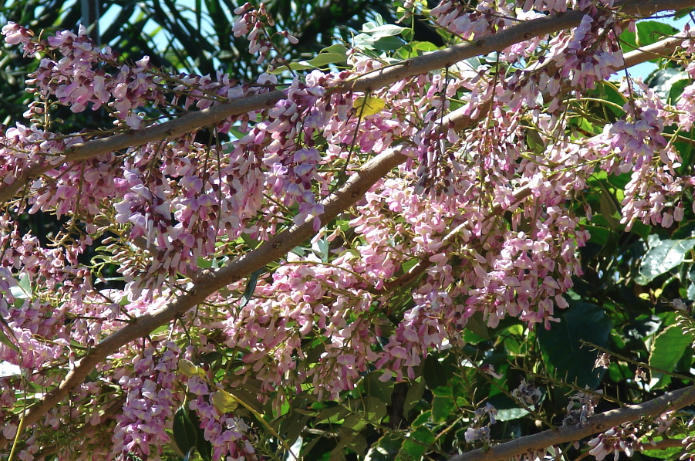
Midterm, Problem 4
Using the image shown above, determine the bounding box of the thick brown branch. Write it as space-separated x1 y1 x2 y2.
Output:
381 29 690 292
1 0 694 449
0 141 407 447
623 32 691 68
0 0 689 204
448 385 695 461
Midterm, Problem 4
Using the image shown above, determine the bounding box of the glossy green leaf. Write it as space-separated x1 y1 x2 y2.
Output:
365 433 403 461
399 426 434 460
361 24 406 38
403 377 426 414
496 407 529 422
637 21 679 48
364 396 387 423
639 239 695 283
432 394 455 422
423 355 450 390
240 268 264 308
173 406 198 457
353 96 386 116
649 324 695 389
647 68 689 102
465 311 490 341
364 373 394 405
537 302 612 389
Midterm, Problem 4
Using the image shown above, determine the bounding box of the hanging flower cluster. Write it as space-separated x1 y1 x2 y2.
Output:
0 0 693 458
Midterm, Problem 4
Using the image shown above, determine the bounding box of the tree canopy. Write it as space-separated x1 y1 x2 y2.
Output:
3 1 695 461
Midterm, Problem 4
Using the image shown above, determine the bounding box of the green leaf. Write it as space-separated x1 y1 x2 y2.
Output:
637 21 679 48
306 51 348 67
464 311 490 341
649 324 695 389
361 24 406 38
619 30 637 53
365 433 403 461
372 36 406 51
669 78 691 103
364 373 394 405
343 414 367 432
639 238 695 283
403 378 426 414
10 274 31 300
190 410 213 461
173 406 198 457
537 302 612 389
423 355 450 389
496 407 530 422
353 96 386 116
0 317 18 353
411 410 431 427
432 395 455 422
643 435 687 458
270 61 317 74
240 268 264 308
396 41 439 59
630 220 652 243
399 426 434 460
178 359 206 378
354 33 405 51
646 69 689 102
526 129 545 154
364 396 387 422
317 405 349 423
598 182 620 230
212 390 239 413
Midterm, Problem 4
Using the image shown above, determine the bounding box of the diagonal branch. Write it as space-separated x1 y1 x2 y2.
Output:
380 29 693 291
0 0 689 204
0 142 408 447
1 0 694 449
448 385 695 461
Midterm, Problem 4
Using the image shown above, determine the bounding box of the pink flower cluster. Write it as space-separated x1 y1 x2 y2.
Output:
184 376 257 460
588 81 685 230
547 11 622 90
1 4 693 457
232 2 298 66
111 343 180 459
430 0 515 40
587 425 644 460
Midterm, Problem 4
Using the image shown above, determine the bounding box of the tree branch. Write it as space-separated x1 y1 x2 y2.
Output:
448 386 695 461
1 0 694 449
622 32 692 68
0 0 689 203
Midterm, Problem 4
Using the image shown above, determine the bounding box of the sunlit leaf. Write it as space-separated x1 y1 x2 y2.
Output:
178 359 206 378
353 96 386 116
649 325 695 389
212 390 239 413
639 239 695 284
